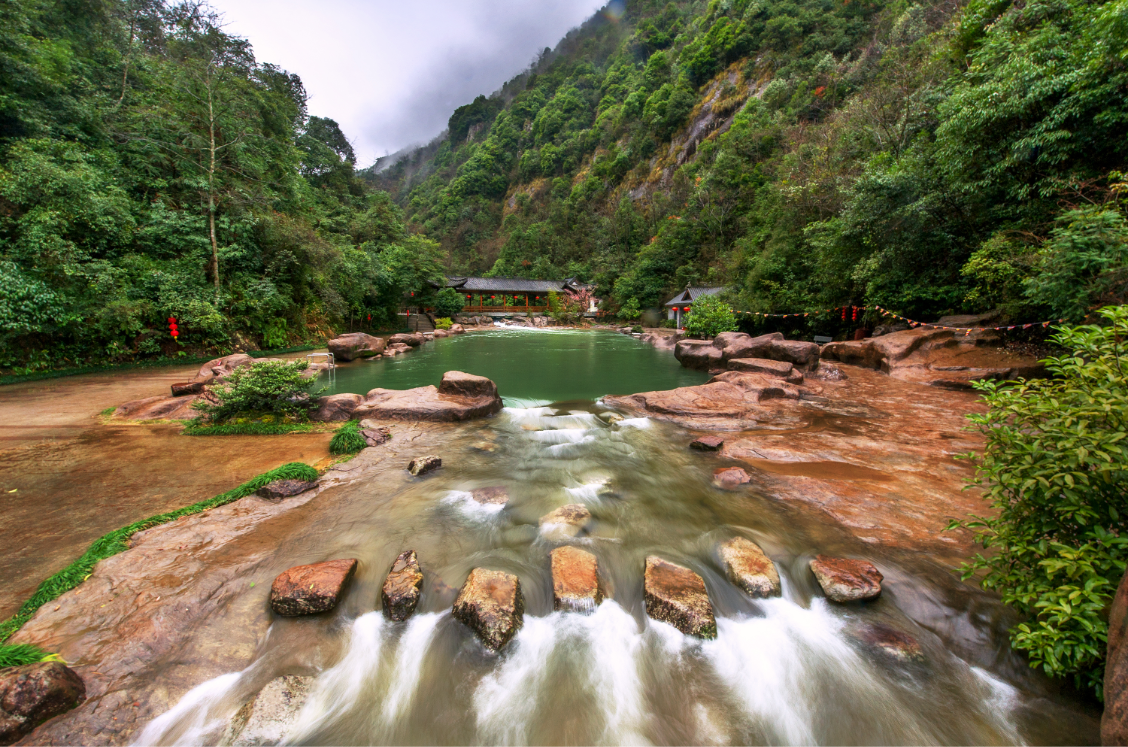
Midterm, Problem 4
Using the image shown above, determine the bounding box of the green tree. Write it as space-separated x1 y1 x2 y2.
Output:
685 294 737 338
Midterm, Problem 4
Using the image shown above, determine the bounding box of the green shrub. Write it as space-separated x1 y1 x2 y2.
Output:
434 317 453 330
684 294 737 338
329 420 368 454
631 325 644 334
950 305 1128 698
433 288 467 318
183 422 317 436
619 298 641 321
662 319 677 329
192 360 322 423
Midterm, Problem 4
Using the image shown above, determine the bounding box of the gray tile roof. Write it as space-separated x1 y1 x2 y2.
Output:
665 286 725 306
445 276 578 293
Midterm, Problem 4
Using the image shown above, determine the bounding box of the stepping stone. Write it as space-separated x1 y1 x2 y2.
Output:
0 662 85 745
550 546 604 612
713 467 751 489
361 426 390 447
452 568 525 651
809 555 883 602
382 550 424 622
643 556 717 639
270 558 358 616
255 479 318 500
690 436 724 451
407 455 441 476
471 486 508 506
223 675 313 746
538 504 592 539
718 537 781 598
598 412 623 424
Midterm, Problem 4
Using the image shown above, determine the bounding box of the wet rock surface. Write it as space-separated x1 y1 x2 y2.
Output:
643 556 716 639
810 555 883 602
352 372 503 422
471 486 508 506
726 357 804 384
310 393 363 422
851 623 925 663
169 381 204 397
223 675 312 746
690 435 724 451
0 662 85 745
539 504 592 539
270 558 358 616
360 425 391 447
382 550 424 622
550 546 604 612
452 568 525 651
713 467 751 489
407 455 442 476
718 537 780 598
1105 568 1128 745
674 339 723 370
255 479 318 500
713 332 819 369
605 371 800 431
327 333 386 362
192 353 256 385
113 393 204 421
388 333 423 348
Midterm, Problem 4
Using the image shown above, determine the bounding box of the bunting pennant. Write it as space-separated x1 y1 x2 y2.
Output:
729 303 1064 332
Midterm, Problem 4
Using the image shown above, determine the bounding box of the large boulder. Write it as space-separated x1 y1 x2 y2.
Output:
809 555 883 603
309 393 363 422
449 324 465 334
382 550 424 622
643 556 717 639
718 537 781 598
327 333 386 362
407 455 442 476
690 436 724 451
674 340 724 370
550 546 604 612
539 504 592 540
352 372 503 422
113 394 203 421
192 353 256 385
255 479 318 500
270 558 358 616
388 333 422 348
725 357 795 379
712 332 820 369
605 371 802 430
0 662 85 745
1104 568 1128 745
713 466 751 489
452 568 525 651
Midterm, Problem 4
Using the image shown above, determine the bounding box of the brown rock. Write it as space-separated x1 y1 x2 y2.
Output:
433 329 450 338
192 353 256 385
690 436 724 451
726 357 794 378
772 339 820 368
170 381 204 397
360 426 391 447
718 537 780 598
0 662 85 745
471 486 508 506
255 479 318 500
326 333 386 362
437 371 498 399
550 546 604 612
713 467 751 489
270 559 357 616
852 623 925 663
309 393 363 422
674 340 724 370
382 550 424 622
1104 568 1128 745
407 455 441 476
113 394 203 421
449 324 465 334
809 555 883 602
643 557 717 639
388 333 422 348
539 504 592 539
452 568 525 650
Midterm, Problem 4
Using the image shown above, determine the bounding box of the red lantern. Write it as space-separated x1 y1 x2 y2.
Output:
841 307 846 321
491 295 495 299
168 316 178 338
410 292 414 297
466 295 471 299
852 306 858 322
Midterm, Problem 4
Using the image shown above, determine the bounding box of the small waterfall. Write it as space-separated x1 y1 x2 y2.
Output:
380 613 444 722
441 490 505 518
133 672 243 746
473 616 560 745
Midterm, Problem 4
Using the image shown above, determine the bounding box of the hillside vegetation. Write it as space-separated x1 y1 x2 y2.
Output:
373 0 1128 327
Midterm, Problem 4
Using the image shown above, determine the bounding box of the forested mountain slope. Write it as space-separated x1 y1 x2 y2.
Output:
0 0 443 370
372 0 1128 325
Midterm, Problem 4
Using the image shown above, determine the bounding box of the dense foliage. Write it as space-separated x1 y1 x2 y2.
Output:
684 293 736 337
951 306 1128 698
328 419 368 455
373 0 1128 325
192 359 321 421
0 0 444 372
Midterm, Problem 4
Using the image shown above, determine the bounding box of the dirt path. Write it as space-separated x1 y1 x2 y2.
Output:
0 365 331 619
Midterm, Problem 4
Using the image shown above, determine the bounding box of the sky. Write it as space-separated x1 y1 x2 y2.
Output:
211 0 607 166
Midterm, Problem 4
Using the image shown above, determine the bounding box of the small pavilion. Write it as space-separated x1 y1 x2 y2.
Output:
664 286 725 328
445 276 593 314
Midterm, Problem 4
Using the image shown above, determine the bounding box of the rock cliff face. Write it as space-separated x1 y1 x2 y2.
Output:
1104 569 1128 745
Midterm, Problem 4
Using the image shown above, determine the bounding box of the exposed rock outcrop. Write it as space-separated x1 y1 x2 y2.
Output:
310 393 363 422
550 546 604 612
809 555 883 602
113 393 204 421
674 339 723 370
270 558 357 616
169 381 204 397
452 568 525 651
407 455 441 476
327 333 386 362
360 424 391 447
726 357 804 384
255 479 317 500
718 537 780 598
352 372 503 422
851 623 925 663
690 436 724 451
606 371 800 431
712 332 819 369
0 662 85 745
539 504 592 539
643 556 716 639
471 486 508 506
1104 568 1128 745
713 466 751 489
223 675 312 747
382 550 424 622
192 353 256 385
388 333 423 348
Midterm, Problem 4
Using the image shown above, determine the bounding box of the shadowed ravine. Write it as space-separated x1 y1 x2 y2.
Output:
127 404 1096 746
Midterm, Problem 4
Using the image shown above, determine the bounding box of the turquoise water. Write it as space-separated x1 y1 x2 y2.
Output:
324 328 708 405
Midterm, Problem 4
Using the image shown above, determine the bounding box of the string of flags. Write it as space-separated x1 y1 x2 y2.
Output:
732 305 1065 333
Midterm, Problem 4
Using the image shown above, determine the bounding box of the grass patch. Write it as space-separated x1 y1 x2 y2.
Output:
0 461 319 645
0 643 51 667
329 420 368 454
183 422 320 436
247 345 322 358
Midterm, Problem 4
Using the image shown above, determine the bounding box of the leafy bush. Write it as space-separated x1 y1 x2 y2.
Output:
950 306 1128 698
619 298 641 320
685 295 737 338
434 317 453 330
631 325 644 334
432 288 467 318
329 420 368 455
192 360 322 423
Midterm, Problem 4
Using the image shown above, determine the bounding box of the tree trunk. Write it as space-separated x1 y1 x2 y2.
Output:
206 63 220 299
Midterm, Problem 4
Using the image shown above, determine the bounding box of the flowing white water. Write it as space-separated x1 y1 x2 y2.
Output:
442 490 506 518
380 613 444 723
134 672 243 746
